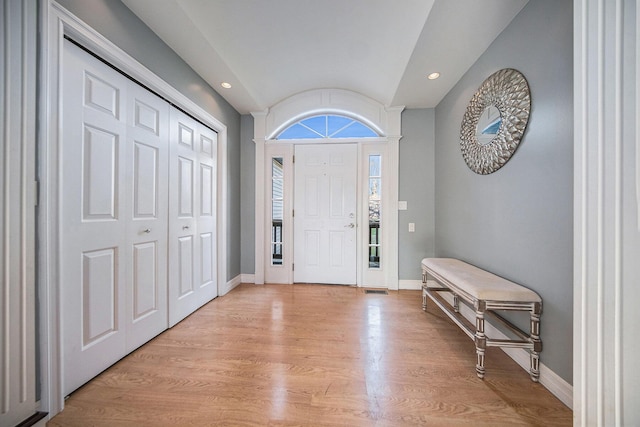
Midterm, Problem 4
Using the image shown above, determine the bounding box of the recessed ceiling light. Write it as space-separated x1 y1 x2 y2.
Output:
221 82 232 89
427 72 440 80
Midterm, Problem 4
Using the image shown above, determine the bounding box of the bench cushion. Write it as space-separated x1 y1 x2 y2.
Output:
421 258 541 303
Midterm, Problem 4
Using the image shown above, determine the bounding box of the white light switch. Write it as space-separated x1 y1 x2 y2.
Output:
398 201 408 210
408 222 415 232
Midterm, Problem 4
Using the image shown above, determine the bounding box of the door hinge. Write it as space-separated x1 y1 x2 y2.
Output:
292 209 295 217
292 263 294 271
293 155 295 163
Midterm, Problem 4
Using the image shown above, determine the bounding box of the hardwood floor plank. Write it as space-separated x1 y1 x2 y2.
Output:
49 284 571 426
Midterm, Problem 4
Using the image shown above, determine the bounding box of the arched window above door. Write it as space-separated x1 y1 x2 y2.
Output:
276 114 379 139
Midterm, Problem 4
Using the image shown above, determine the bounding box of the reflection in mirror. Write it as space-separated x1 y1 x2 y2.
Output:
271 157 284 265
476 105 502 146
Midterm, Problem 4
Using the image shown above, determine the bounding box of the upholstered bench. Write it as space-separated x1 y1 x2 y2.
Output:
421 258 542 382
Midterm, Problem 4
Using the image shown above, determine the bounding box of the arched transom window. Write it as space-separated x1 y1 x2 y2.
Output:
277 114 379 139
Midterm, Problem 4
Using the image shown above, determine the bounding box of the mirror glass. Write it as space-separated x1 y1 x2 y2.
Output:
475 105 502 145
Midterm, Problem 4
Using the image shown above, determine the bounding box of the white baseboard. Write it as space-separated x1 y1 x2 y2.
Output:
220 274 242 296
399 279 423 290
432 289 573 409
240 273 255 284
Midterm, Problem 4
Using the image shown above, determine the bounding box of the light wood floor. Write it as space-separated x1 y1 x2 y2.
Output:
48 284 572 426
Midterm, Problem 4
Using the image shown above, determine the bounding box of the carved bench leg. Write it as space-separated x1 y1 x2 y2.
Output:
474 303 486 379
421 271 427 311
529 305 542 382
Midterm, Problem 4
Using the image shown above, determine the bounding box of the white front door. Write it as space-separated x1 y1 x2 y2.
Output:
60 40 169 395
293 144 357 284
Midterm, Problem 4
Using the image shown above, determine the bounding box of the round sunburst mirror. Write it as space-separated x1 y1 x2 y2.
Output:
460 68 531 175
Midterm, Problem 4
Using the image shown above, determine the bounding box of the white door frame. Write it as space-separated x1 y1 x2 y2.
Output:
253 89 403 288
37 1 228 417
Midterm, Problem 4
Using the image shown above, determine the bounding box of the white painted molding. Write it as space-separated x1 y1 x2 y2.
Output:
240 274 256 284
574 0 639 425
1 2 38 425
399 279 423 290
221 275 242 296
263 89 396 139
429 289 573 409
39 1 230 419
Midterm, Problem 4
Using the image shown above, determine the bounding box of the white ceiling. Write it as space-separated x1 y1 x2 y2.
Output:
121 0 528 114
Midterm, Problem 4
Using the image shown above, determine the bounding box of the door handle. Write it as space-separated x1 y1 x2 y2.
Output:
182 225 190 230
143 228 151 234
345 223 355 228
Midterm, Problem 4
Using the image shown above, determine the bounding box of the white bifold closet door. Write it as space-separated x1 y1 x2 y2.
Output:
168 109 218 327
61 40 169 395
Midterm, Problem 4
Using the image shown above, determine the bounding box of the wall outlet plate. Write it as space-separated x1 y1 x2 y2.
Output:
398 201 408 210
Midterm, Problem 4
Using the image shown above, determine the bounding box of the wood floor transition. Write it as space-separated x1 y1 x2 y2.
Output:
48 283 572 426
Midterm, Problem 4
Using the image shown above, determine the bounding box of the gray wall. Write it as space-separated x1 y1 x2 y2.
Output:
56 0 242 281
240 115 256 274
399 109 436 280
434 0 573 383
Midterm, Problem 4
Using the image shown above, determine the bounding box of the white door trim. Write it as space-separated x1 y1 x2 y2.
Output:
252 89 403 288
38 0 229 417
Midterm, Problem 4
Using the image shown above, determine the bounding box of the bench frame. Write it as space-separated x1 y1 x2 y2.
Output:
421 266 542 382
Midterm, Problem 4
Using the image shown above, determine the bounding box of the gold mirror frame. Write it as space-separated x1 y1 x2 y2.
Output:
460 68 531 175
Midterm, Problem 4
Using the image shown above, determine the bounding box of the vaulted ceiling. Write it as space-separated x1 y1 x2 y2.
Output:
121 0 528 114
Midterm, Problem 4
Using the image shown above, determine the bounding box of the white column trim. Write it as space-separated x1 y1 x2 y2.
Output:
252 111 267 285
1 1 38 425
574 0 635 424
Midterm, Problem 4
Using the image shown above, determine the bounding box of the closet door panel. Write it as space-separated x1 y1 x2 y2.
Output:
178 157 194 217
81 248 118 344
125 83 169 352
82 126 119 219
61 41 170 394
178 236 195 296
169 110 217 326
61 40 128 396
132 242 158 319
197 128 218 297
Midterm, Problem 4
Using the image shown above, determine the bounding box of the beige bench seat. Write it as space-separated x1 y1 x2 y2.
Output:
421 257 542 382
421 258 542 303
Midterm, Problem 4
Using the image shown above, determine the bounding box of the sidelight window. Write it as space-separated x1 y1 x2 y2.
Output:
271 157 284 265
368 155 381 268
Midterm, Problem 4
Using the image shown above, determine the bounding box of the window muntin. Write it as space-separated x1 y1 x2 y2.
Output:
271 157 284 265
277 115 378 139
368 155 381 268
